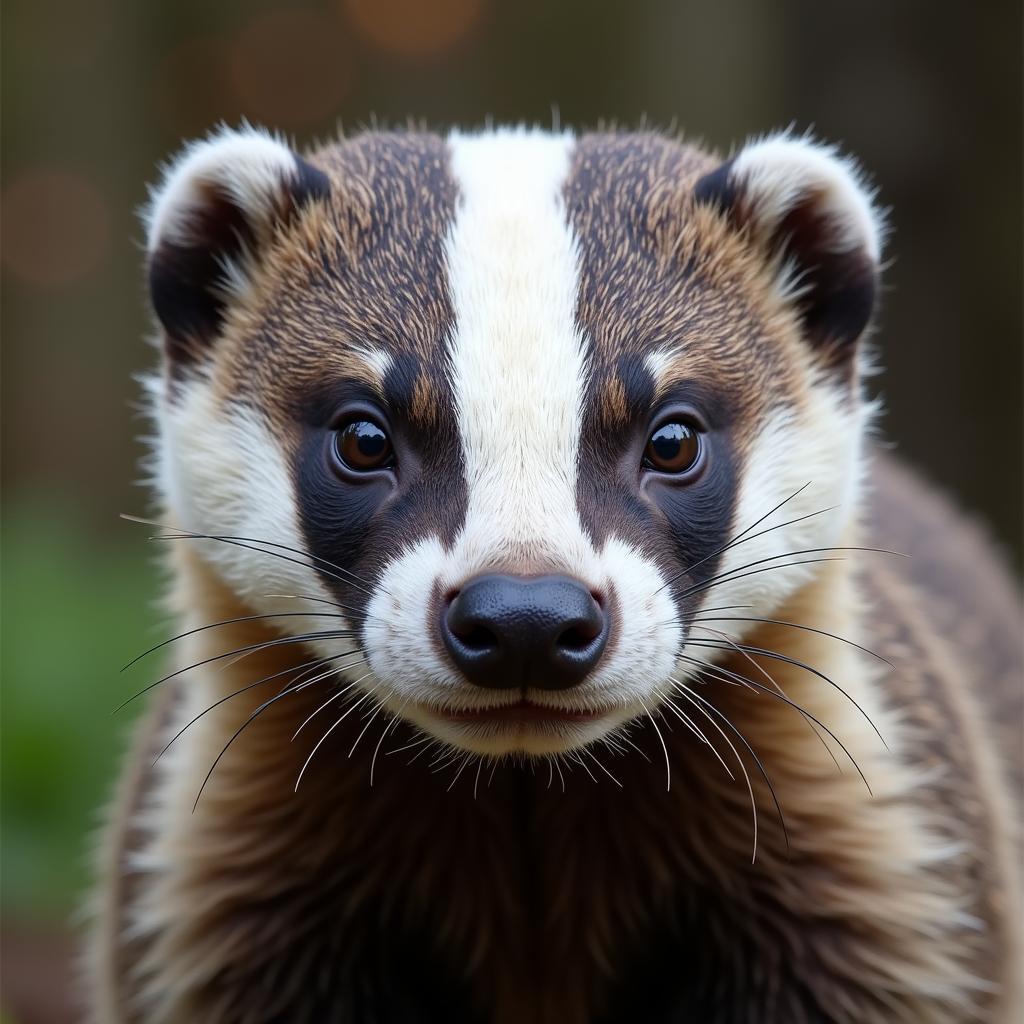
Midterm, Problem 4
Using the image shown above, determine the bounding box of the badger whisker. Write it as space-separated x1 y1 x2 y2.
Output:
473 757 485 799
600 733 629 757
429 745 458 770
122 513 381 598
676 654 870 792
656 483 816 593
570 750 599 784
670 682 762 862
658 693 735 781
369 716 401 787
638 696 671 792
405 741 442 765
552 754 567 793
292 668 372 740
406 739 438 766
716 504 838 561
658 693 713 746
687 624 843 773
294 690 376 792
264 592 362 614
685 638 887 750
615 734 652 764
697 604 756 613
116 630 358 713
690 614 895 668
385 735 431 757
683 558 847 605
192 675 323 812
154 652 352 764
676 682 791 858
446 753 474 791
679 544 904 604
652 603 754 631
431 749 464 775
582 746 623 787
349 699 389 759
122 611 349 671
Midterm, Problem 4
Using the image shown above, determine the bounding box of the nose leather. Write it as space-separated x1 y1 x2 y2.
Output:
441 574 609 691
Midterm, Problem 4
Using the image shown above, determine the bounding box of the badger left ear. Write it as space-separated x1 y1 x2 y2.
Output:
694 134 883 364
144 125 331 366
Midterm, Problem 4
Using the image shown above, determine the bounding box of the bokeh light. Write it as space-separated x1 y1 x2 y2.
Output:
1 170 109 287
343 0 486 59
227 10 354 130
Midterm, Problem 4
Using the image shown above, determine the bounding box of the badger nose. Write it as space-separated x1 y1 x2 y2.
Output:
442 574 608 691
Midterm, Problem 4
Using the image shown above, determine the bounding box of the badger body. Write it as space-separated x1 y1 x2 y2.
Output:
88 126 1022 1022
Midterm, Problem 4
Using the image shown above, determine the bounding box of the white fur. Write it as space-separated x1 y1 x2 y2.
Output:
730 133 883 264
442 130 588 568
683 391 868 661
355 346 394 381
145 125 298 252
156 381 341 638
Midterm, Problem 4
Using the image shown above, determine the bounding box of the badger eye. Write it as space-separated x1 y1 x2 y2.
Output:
643 421 702 475
333 420 394 473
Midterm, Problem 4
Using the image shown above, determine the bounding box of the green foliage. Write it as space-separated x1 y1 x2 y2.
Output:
1 498 159 922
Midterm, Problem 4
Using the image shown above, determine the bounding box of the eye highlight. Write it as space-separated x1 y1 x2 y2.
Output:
332 419 394 474
643 421 703 475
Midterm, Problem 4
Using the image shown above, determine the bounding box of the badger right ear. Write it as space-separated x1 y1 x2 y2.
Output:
145 126 330 365
693 134 883 367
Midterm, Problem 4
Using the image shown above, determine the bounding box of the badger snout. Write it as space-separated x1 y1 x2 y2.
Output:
441 574 609 691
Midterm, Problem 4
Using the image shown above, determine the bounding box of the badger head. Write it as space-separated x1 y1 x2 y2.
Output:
145 125 881 760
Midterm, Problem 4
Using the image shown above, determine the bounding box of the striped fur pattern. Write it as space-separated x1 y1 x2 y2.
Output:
86 125 1022 1022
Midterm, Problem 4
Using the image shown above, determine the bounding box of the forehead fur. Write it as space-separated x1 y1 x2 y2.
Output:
565 134 811 440
209 132 458 429
193 129 824 446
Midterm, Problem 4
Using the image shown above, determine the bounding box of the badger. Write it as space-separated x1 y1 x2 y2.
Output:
87 124 1022 1023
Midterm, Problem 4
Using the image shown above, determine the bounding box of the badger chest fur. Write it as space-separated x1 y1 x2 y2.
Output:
88 127 1023 1023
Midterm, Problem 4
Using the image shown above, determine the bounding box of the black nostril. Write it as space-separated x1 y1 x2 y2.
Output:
557 622 601 652
454 623 498 653
441 574 609 691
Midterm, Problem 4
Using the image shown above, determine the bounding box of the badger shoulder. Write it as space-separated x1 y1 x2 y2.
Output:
863 449 1022 791
854 448 1022 1015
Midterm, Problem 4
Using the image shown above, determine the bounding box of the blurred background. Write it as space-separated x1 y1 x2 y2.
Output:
2 0 1021 1019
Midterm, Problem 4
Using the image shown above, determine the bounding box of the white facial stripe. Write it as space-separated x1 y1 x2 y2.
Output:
358 132 684 753
444 129 589 568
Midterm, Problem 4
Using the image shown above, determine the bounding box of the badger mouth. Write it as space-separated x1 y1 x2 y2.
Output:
398 692 634 756
434 699 605 724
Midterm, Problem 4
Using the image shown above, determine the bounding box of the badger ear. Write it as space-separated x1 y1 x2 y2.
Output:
694 134 883 364
144 125 330 365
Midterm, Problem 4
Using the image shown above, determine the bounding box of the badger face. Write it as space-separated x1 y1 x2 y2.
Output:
147 127 881 759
